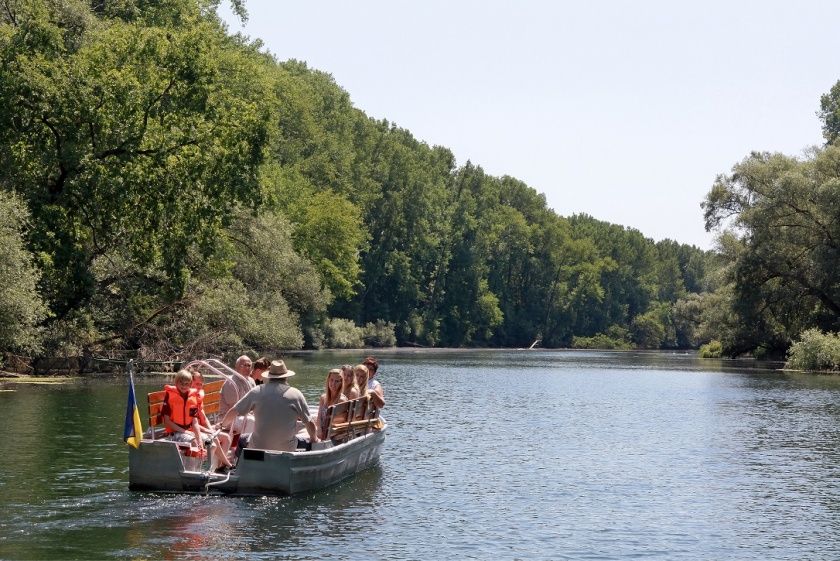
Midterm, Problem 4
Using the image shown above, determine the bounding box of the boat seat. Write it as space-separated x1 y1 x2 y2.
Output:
326 395 381 442
199 379 225 423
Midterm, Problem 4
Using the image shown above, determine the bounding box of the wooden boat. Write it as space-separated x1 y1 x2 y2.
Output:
128 359 386 496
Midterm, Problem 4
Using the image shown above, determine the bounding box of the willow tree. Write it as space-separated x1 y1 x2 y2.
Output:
702 147 840 355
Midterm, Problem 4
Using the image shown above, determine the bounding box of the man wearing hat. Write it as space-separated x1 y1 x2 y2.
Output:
219 360 319 452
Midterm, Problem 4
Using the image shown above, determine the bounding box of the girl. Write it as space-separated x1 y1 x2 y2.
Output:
316 369 348 440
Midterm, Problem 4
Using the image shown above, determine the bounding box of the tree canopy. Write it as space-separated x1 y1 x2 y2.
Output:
1 0 717 359
701 146 840 356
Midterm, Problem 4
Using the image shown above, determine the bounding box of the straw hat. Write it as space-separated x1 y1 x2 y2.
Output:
262 360 296 379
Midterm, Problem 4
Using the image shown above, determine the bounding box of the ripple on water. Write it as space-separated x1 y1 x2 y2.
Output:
4 352 840 560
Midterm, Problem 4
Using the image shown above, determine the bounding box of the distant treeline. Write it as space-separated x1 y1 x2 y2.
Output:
0 1 837 362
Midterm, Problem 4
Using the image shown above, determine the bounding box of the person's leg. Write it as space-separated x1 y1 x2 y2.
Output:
213 435 233 468
234 433 251 459
217 432 232 460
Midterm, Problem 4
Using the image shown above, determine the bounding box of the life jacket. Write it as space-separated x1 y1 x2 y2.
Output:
163 385 201 433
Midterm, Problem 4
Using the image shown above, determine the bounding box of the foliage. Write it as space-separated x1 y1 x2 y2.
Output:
702 146 840 356
322 318 364 349
785 329 840 372
0 0 274 316
287 189 366 300
631 308 667 349
224 209 331 330
0 191 47 353
572 325 632 350
180 277 303 353
698 340 723 358
819 80 840 145
362 320 396 347
672 293 705 348
0 0 725 357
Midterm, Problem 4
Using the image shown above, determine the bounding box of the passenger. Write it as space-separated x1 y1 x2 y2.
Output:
218 355 255 417
191 371 233 471
218 354 256 444
353 364 369 398
317 368 348 440
251 357 270 386
353 364 371 420
189 368 205 397
362 355 386 408
219 360 319 452
162 369 204 454
341 364 361 400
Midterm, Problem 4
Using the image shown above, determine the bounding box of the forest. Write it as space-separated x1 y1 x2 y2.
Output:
0 0 838 365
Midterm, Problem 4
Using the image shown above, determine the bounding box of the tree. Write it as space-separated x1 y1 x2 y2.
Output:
0 191 47 353
819 80 840 145
702 147 840 355
0 0 274 317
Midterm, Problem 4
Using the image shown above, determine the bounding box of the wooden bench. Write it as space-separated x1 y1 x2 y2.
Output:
324 395 381 442
147 379 225 440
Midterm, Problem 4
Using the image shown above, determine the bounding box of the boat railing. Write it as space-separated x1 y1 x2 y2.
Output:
183 358 237 381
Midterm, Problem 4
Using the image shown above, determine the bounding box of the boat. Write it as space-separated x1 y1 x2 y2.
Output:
128 358 386 495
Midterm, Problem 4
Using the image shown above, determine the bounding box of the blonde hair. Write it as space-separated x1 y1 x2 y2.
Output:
174 369 192 385
353 364 369 396
324 369 344 405
341 364 359 397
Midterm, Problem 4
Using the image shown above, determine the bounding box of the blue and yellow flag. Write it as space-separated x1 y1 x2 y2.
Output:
123 370 143 448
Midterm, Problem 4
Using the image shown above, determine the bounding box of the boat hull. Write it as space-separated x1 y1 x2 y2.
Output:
129 427 386 496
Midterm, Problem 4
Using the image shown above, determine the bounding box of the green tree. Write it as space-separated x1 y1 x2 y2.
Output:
0 191 48 353
0 0 274 317
819 80 840 145
435 164 504 346
702 147 840 355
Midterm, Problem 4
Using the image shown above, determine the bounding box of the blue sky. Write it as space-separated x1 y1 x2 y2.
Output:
219 1 840 249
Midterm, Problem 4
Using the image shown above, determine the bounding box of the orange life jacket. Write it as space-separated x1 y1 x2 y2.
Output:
163 385 201 433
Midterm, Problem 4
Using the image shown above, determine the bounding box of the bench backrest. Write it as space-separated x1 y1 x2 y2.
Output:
325 395 381 441
201 379 225 421
146 379 225 439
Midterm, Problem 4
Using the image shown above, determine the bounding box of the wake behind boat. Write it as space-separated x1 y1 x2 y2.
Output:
127 358 386 496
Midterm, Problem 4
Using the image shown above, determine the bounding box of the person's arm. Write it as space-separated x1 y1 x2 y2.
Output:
163 414 190 435
305 418 319 444
369 384 385 409
191 418 205 450
218 390 254 430
197 408 213 433
218 382 236 417
297 393 319 443
219 407 238 432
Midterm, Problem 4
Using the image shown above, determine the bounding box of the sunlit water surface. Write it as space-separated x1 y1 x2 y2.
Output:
2 350 840 560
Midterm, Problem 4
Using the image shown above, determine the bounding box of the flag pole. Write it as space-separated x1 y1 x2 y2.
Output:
123 359 143 448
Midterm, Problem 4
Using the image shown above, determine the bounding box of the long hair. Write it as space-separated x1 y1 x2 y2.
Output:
324 368 344 406
353 364 370 396
341 364 359 398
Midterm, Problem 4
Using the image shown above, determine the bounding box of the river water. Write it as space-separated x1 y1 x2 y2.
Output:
1 349 840 560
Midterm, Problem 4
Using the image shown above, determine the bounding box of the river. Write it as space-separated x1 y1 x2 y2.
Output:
1 349 840 560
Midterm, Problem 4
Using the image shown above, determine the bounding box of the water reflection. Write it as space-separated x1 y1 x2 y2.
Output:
120 465 385 560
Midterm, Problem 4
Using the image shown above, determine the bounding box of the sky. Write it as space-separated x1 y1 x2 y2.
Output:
218 1 840 250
